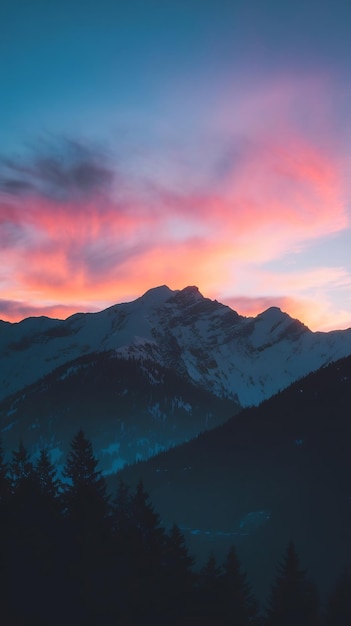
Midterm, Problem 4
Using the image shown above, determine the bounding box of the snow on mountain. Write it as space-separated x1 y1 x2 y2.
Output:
1 285 351 406
0 352 236 473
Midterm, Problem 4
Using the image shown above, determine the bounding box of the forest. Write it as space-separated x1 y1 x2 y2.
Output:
0 429 349 626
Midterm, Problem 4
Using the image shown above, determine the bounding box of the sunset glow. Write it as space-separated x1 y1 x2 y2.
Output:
1 1 351 331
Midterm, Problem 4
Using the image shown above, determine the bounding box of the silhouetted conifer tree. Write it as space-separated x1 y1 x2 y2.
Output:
36 448 61 502
103 479 135 622
112 478 133 537
8 440 40 527
62 429 108 525
265 541 320 626
0 439 10 503
200 553 222 590
128 480 167 624
129 479 166 571
161 524 195 622
165 523 195 582
195 553 223 624
9 440 35 492
0 439 11 621
7 441 60 624
220 545 259 625
325 566 351 626
62 430 110 624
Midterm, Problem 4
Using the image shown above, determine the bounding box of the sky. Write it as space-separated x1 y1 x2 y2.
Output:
1 0 351 331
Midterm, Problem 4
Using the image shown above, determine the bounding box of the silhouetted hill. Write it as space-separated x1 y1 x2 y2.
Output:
116 355 351 603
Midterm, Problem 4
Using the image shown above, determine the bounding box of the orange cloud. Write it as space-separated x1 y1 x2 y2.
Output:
1 76 350 329
216 265 351 331
223 294 351 333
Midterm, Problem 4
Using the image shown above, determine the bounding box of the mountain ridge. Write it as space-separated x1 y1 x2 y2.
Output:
1 285 350 406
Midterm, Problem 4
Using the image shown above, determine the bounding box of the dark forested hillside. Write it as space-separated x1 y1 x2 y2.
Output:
0 427 350 625
0 350 238 473
0 347 350 624
0 338 349 620
116 355 351 603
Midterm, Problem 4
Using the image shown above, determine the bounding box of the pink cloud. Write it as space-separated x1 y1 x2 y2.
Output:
219 293 351 332
1 75 350 328
216 265 351 331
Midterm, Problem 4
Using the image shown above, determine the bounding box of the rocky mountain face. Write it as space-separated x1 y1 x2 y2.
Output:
0 285 350 471
1 285 351 406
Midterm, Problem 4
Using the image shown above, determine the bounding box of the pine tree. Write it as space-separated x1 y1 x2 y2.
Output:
165 523 195 582
0 439 10 504
35 448 61 508
325 566 351 626
0 439 11 621
7 442 58 624
195 553 223 624
62 429 108 525
62 430 110 623
200 553 222 591
220 545 259 625
9 440 35 492
104 479 134 623
128 480 167 624
265 541 320 626
112 478 133 537
133 478 158 521
162 524 195 622
8 440 39 522
131 480 166 579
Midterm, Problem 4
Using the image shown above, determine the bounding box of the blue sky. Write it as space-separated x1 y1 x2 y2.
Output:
1 0 351 329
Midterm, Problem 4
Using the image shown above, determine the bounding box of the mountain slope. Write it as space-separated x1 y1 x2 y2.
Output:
0 351 237 473
1 285 351 406
117 355 351 602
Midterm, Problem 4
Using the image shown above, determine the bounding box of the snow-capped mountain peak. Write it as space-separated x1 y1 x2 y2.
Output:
136 284 175 306
1 285 350 406
248 306 308 349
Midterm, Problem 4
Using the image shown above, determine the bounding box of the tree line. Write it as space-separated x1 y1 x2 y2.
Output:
0 430 349 625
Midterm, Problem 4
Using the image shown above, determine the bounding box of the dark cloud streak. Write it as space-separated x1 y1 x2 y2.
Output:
0 138 115 202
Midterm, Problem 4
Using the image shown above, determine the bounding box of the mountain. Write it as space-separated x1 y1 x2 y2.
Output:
0 351 236 474
116 354 351 603
1 285 351 407
1 285 350 471
1 287 349 601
